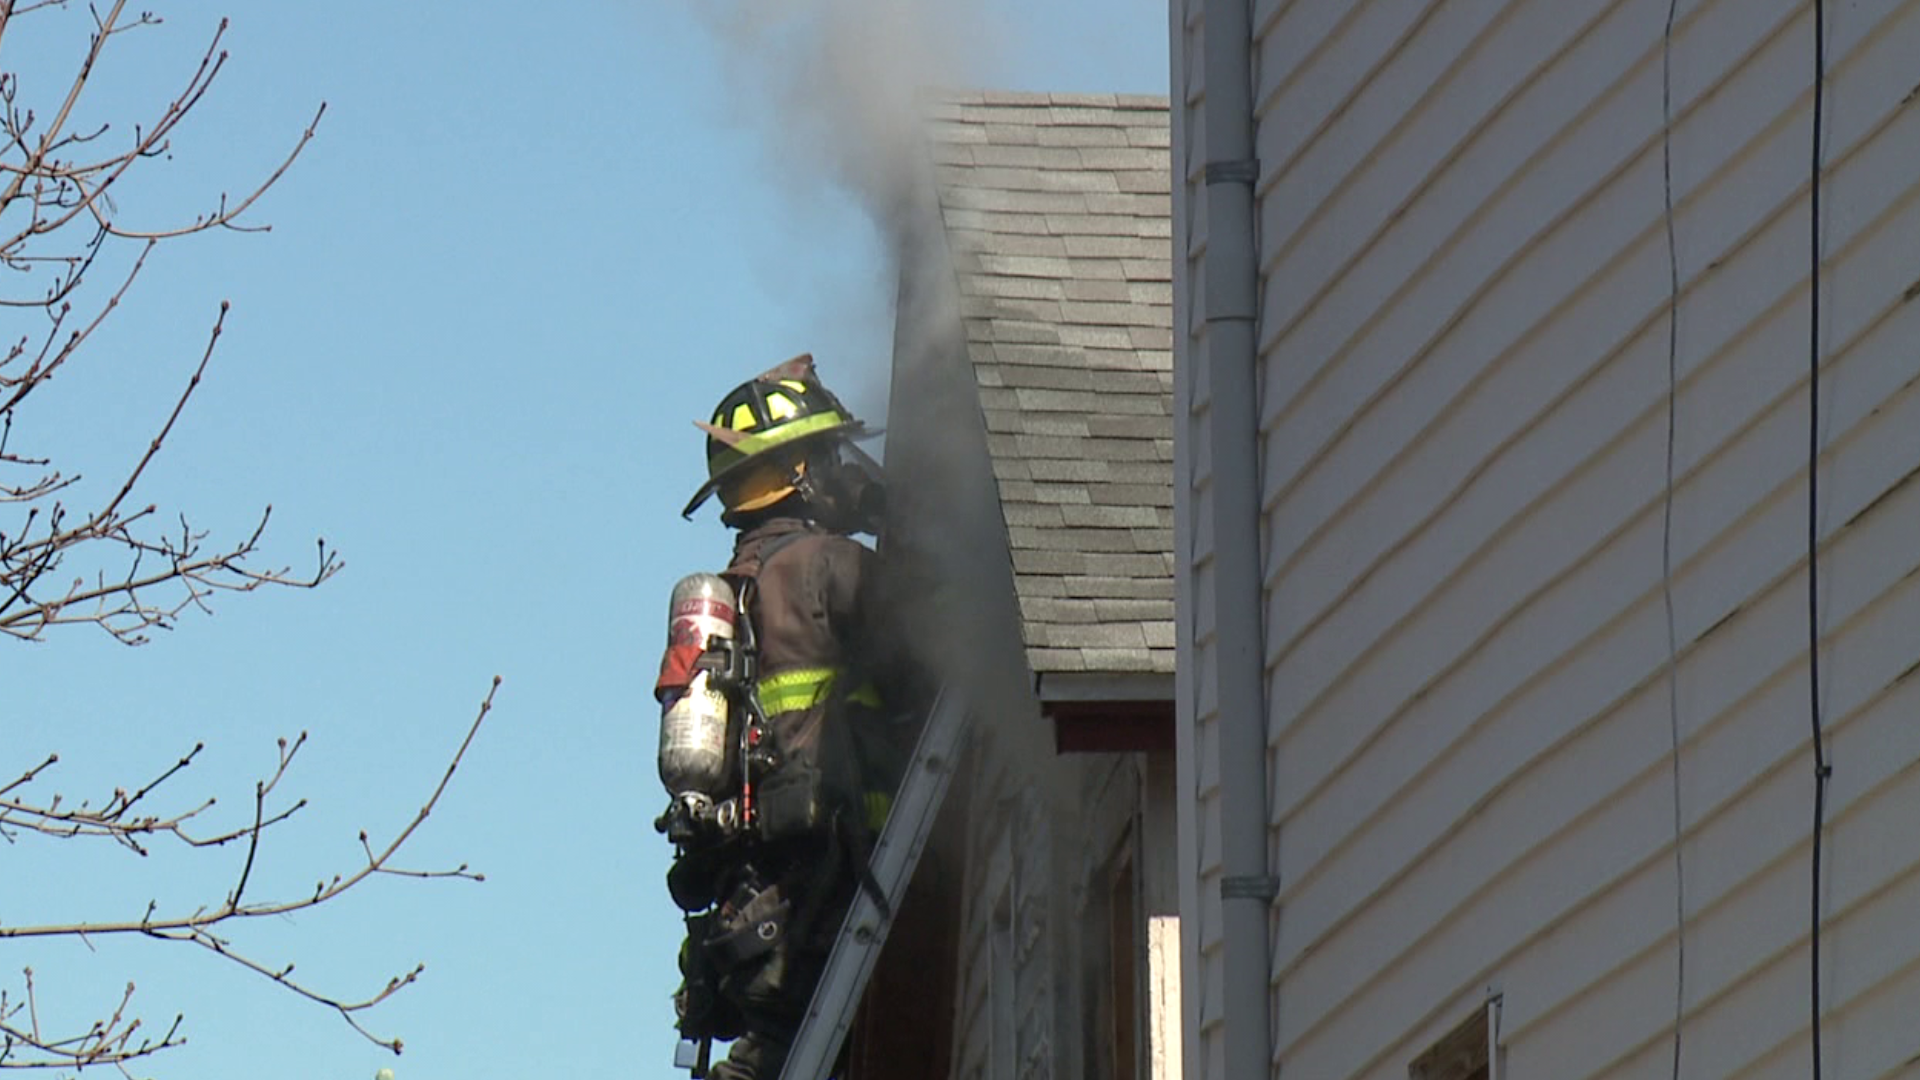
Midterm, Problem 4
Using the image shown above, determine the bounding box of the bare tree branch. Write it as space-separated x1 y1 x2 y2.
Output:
0 5 493 1073
0 0 333 647
0 972 186 1075
0 679 502 1068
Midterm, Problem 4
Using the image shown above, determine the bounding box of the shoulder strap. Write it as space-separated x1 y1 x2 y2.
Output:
728 528 812 584
722 528 814 644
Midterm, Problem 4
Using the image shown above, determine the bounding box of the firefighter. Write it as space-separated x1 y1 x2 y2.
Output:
657 355 912 1080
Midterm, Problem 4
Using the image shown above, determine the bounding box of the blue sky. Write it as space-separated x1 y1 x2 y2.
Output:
4 2 1165 1077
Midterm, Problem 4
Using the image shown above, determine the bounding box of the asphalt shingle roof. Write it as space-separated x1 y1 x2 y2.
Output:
926 91 1174 678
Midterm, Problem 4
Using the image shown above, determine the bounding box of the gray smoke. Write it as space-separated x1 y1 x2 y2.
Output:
692 0 982 229
689 1 1065 793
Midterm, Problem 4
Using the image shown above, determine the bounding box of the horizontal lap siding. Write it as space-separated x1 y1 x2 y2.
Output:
1249 0 1920 1076
1171 1 1230 1078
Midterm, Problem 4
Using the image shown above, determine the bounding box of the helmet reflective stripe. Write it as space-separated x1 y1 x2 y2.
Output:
705 410 850 480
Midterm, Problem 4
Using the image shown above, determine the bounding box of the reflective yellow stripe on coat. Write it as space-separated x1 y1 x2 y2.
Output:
755 666 882 716
863 791 892 832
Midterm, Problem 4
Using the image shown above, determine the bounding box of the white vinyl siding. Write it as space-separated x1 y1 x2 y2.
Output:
1169 0 1239 1076
1174 0 1920 1077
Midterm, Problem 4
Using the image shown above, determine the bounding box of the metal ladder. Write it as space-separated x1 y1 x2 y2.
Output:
779 687 970 1080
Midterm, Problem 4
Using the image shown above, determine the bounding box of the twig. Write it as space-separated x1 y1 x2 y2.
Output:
0 679 501 1066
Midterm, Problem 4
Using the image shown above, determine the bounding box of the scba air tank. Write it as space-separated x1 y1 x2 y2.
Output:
657 573 736 798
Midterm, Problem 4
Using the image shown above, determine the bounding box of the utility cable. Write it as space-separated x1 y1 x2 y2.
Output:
1658 3 1688 1078
1805 2 1831 1077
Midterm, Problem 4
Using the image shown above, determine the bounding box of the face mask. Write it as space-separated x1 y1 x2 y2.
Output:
801 441 887 536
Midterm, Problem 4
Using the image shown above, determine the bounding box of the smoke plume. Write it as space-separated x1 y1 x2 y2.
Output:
689 1 1065 787
692 0 982 235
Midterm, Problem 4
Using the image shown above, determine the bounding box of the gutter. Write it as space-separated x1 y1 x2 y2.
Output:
1198 0 1276 1076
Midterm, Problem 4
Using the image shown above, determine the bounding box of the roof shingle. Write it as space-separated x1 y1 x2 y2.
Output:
928 93 1174 679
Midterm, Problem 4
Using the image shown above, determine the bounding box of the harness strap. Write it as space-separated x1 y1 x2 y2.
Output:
838 810 892 922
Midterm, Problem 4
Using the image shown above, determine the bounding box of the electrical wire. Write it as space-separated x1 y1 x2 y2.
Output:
1657 2 1688 1077
1805 2 1832 1078
1665 9 1837 1078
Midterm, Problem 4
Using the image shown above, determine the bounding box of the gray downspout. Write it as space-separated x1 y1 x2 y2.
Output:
1199 0 1274 1077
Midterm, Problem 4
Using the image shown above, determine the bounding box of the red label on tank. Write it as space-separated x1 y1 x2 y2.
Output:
656 605 730 701
672 598 732 622
656 639 702 700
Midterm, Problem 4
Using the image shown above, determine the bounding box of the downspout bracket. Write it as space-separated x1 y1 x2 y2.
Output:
1203 159 1259 185
1220 875 1280 900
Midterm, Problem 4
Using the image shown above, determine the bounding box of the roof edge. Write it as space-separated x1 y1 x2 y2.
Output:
1034 671 1174 704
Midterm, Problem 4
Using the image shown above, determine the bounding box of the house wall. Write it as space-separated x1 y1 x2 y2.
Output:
1173 1 1920 1077
1141 751 1184 1080
946 742 1064 1080
1168 0 1231 1076
945 743 1180 1080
